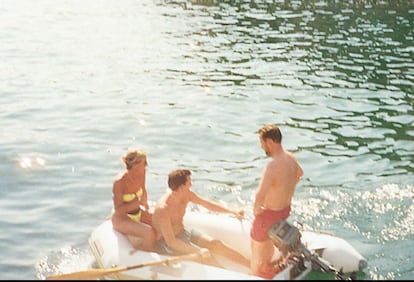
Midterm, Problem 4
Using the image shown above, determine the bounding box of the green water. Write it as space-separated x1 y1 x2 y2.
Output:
0 0 412 279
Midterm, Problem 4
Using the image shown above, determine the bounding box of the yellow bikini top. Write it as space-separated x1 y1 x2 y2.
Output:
122 187 143 202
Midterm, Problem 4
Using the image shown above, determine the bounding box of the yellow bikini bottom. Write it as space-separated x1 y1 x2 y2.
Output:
127 209 142 223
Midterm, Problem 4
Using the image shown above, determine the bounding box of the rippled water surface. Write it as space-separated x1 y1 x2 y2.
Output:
0 0 413 280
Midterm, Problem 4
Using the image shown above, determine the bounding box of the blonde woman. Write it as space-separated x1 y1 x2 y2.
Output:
111 149 155 251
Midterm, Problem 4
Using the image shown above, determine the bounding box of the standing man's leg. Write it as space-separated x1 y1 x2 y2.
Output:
251 239 277 278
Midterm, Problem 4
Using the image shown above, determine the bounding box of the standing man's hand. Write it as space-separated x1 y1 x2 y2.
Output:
253 205 263 217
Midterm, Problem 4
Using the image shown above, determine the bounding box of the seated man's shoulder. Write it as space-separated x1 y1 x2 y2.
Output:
154 202 173 216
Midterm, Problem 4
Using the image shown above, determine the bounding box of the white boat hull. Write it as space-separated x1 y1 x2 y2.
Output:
183 211 367 273
88 211 367 280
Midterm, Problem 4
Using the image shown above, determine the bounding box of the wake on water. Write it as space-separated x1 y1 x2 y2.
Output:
35 245 95 280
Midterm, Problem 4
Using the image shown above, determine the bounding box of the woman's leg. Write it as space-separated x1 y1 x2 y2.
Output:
112 215 155 251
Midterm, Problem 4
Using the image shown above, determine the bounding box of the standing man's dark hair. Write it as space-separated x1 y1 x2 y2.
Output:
258 124 282 143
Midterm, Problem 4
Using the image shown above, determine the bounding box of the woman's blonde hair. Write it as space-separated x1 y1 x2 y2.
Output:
122 149 147 170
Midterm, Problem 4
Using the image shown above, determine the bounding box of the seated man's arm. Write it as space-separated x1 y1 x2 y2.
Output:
189 191 244 219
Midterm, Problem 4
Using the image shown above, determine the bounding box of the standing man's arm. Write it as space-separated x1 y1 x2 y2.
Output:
253 164 272 216
296 158 304 182
289 151 303 183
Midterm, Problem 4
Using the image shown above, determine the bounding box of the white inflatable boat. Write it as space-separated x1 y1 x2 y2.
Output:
85 211 367 280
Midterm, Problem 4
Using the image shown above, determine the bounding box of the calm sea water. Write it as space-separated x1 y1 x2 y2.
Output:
1 0 413 280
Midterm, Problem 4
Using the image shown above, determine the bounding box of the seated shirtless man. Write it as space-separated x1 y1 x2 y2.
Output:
151 168 250 268
250 124 303 279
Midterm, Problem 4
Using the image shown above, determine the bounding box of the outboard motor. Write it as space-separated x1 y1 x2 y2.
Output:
268 219 302 255
268 220 355 280
267 219 307 278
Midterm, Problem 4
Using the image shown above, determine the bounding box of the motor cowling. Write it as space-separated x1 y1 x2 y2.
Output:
267 219 302 254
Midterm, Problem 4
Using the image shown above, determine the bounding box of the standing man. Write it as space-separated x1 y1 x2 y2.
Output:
250 124 303 279
152 169 250 268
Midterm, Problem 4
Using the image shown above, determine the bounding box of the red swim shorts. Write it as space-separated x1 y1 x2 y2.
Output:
250 206 291 242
